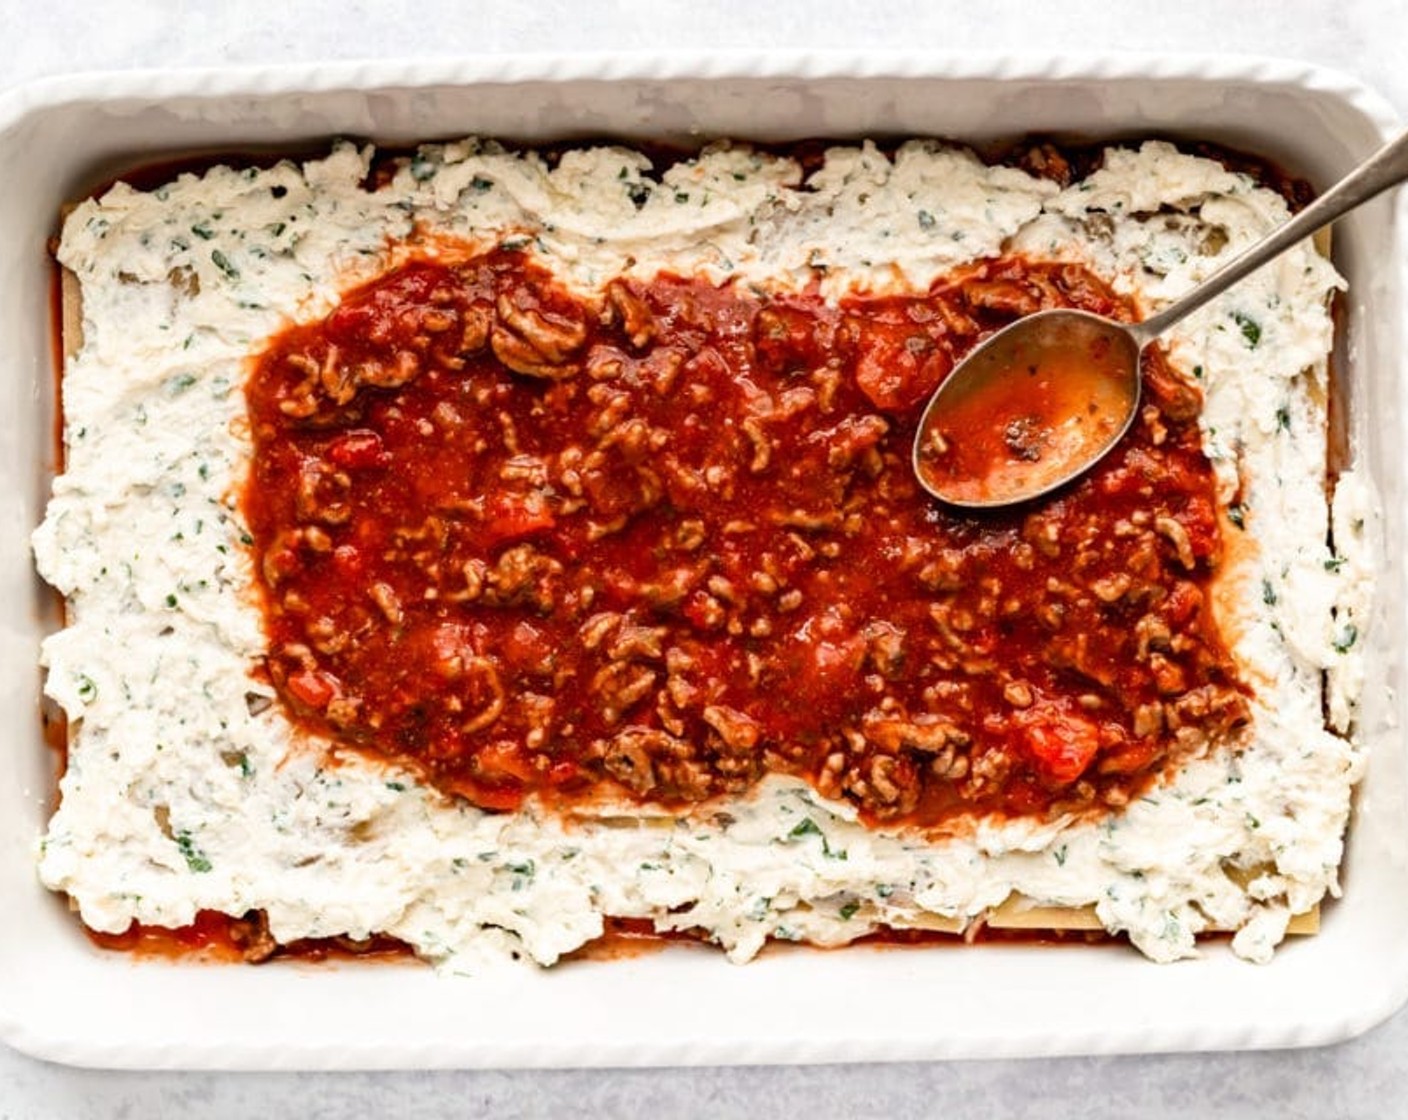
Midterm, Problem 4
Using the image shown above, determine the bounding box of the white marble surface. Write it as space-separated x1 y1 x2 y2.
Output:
4 0 1407 1115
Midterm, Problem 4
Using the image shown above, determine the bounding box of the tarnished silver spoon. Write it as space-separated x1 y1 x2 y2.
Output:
913 128 1408 509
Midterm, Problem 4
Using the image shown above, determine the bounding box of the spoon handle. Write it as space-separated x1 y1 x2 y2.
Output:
1131 128 1408 345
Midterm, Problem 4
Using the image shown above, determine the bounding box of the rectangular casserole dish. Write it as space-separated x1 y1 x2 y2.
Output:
0 52 1404 1069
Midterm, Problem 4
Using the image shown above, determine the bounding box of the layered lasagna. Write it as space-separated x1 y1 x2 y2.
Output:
34 138 1371 968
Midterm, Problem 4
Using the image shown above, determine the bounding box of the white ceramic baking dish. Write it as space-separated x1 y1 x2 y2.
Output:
0 52 1404 1069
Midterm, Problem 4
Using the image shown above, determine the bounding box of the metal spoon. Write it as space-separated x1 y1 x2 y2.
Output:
913 129 1408 509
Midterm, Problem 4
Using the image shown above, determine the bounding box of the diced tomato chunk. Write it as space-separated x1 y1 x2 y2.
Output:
502 621 555 674
446 775 525 812
852 331 950 412
547 760 581 786
1020 702 1101 786
286 668 335 710
327 430 389 470
482 495 556 548
1163 581 1204 626
332 544 364 578
753 304 818 372
474 740 536 783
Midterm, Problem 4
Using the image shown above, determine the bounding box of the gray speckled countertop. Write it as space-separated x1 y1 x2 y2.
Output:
4 2 1406 1116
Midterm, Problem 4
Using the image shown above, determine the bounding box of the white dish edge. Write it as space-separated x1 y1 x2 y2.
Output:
0 50 1404 1068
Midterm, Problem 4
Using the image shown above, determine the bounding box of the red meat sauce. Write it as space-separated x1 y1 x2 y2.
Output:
86 908 408 965
87 910 1108 964
243 246 1248 830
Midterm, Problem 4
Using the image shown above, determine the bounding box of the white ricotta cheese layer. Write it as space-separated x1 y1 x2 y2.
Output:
35 139 1370 968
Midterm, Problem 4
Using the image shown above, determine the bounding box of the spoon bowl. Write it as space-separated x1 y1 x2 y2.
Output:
913 127 1408 509
912 309 1142 508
